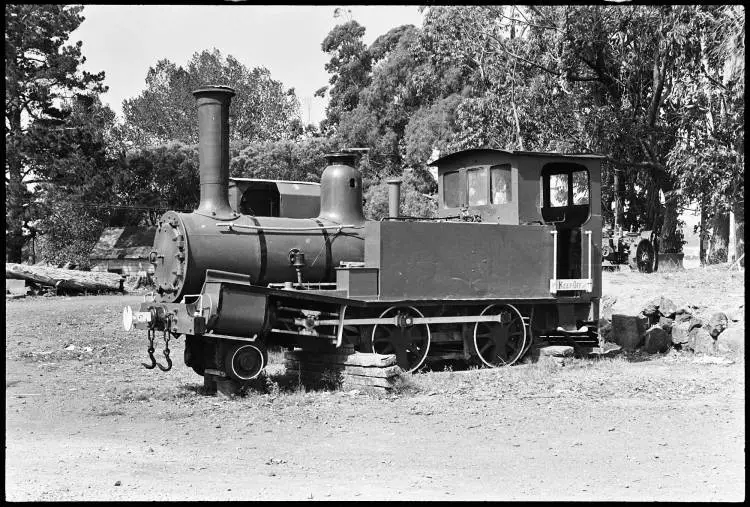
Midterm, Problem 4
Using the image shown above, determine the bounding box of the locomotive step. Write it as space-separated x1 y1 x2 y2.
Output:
555 325 592 334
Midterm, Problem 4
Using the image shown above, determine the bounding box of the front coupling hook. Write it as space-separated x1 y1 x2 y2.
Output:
156 325 172 372
141 329 157 370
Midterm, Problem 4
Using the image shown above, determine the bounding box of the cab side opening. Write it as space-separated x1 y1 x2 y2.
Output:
541 163 590 280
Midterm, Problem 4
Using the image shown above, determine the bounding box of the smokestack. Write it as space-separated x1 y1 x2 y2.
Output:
387 178 402 218
192 85 236 218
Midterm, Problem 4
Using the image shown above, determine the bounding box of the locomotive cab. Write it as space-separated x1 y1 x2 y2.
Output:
432 148 602 296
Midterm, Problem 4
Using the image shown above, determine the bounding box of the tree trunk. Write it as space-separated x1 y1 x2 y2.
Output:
6 107 26 263
5 263 124 292
6 173 26 263
658 196 681 253
708 211 730 264
5 232 25 264
732 201 744 267
699 202 709 265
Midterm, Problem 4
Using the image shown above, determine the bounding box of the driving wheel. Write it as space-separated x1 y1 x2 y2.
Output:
371 306 431 373
473 304 528 367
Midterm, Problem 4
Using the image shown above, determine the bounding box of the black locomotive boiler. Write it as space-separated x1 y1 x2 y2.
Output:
123 85 602 384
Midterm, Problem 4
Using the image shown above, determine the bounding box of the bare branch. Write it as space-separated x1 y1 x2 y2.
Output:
486 33 561 76
701 65 729 91
496 8 559 31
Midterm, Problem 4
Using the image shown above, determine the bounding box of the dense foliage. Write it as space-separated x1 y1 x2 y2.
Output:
6 5 744 266
5 4 107 262
122 49 302 146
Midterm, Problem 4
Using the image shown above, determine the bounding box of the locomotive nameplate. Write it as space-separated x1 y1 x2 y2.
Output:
551 278 593 292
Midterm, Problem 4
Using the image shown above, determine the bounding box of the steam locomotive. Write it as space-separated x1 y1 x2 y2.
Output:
123 85 602 384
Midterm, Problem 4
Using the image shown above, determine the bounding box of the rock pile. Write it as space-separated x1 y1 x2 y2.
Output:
599 296 744 357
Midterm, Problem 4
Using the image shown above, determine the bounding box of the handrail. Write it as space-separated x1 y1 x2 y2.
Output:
586 230 592 281
216 222 363 232
551 229 558 293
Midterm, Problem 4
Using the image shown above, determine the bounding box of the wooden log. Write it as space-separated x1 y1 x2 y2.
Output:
284 360 403 378
283 350 397 367
5 263 123 293
341 376 396 390
286 367 402 386
285 369 399 389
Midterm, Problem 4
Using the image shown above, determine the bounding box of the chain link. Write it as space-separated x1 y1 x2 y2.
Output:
156 315 173 371
163 323 171 362
142 328 157 369
147 328 155 354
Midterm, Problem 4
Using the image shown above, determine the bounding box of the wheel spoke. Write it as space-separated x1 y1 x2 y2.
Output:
371 306 431 372
490 326 509 357
479 340 493 356
393 340 410 370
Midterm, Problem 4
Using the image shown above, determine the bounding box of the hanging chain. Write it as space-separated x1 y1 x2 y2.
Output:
141 328 157 369
156 315 173 371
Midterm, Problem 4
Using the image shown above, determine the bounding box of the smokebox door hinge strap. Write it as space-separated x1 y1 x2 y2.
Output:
314 218 333 279
249 216 267 284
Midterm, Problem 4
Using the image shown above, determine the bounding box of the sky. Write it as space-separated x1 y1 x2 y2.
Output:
71 5 425 126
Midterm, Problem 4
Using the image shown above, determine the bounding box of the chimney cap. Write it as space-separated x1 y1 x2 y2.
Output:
386 178 402 185
192 85 236 98
324 152 359 166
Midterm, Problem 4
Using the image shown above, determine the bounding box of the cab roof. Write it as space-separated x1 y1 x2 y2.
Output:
429 148 605 166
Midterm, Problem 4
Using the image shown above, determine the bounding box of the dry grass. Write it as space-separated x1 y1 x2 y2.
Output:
6 266 743 410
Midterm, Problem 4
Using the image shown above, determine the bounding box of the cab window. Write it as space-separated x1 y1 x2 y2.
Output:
490 164 512 204
549 173 569 207
467 167 487 206
572 170 589 205
443 171 460 208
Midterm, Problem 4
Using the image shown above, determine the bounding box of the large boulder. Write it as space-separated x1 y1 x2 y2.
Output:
687 317 704 332
641 299 660 319
671 321 692 346
687 327 716 355
611 314 643 350
674 308 693 324
641 296 678 322
706 312 729 338
658 316 674 333
637 313 651 333
659 297 678 319
644 326 671 354
716 325 745 355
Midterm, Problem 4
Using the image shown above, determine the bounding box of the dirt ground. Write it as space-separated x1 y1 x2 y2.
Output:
5 267 745 501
